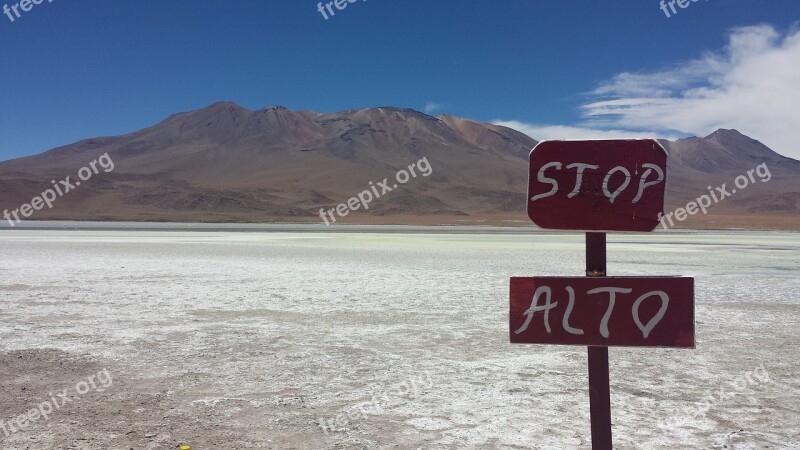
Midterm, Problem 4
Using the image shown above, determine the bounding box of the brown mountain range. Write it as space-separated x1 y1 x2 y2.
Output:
1 101 798 229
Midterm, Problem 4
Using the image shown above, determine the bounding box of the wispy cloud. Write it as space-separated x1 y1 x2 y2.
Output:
495 25 800 159
423 102 444 114
491 121 676 141
582 25 800 159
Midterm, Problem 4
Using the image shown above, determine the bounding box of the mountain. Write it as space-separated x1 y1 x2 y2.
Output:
659 130 800 228
1 102 798 229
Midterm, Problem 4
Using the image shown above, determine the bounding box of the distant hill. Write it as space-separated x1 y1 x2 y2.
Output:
1 102 798 229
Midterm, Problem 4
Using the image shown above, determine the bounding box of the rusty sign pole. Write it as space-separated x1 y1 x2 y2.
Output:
586 232 612 450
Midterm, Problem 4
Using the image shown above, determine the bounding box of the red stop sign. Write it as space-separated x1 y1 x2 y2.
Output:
527 140 667 232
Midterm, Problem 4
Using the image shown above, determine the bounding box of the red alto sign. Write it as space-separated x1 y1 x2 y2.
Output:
510 277 694 348
527 140 668 232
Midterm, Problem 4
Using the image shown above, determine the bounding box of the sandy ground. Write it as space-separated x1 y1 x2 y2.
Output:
0 228 798 449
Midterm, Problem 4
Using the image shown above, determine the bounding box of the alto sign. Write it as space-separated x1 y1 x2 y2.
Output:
527 140 668 232
510 277 695 348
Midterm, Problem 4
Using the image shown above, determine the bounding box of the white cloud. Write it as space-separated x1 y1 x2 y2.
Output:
424 102 444 114
495 25 800 160
491 120 678 141
582 24 800 160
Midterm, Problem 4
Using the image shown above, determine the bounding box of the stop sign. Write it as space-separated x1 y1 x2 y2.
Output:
527 140 668 232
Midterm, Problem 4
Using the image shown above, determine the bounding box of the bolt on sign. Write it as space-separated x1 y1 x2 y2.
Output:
527 140 668 232
511 139 695 450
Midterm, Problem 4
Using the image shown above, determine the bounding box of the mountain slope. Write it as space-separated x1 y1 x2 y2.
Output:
1 102 798 228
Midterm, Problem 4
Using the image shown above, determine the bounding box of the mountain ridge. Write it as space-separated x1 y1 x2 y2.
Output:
1 101 798 229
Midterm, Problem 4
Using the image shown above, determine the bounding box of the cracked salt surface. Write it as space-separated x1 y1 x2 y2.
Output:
0 227 798 449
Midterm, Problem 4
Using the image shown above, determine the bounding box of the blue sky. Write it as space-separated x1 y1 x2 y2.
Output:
1 0 799 161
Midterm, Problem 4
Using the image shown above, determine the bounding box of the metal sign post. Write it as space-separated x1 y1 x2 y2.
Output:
586 232 612 450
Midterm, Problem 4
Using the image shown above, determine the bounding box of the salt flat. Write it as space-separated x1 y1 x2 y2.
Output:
0 227 798 449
